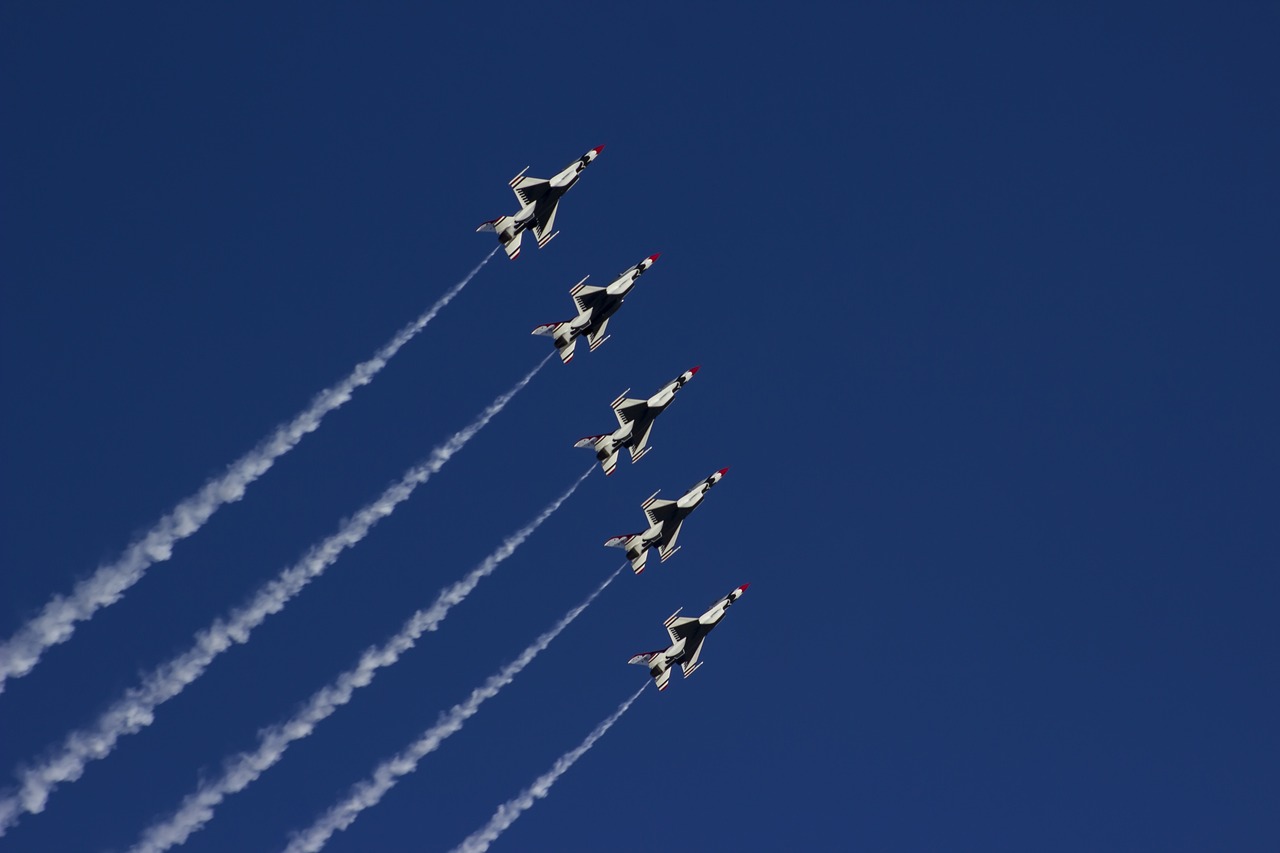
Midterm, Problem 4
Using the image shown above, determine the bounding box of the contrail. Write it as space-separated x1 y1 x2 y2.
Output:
0 353 545 837
283 566 625 853
451 683 646 853
0 249 497 695
450 683 647 853
127 466 595 853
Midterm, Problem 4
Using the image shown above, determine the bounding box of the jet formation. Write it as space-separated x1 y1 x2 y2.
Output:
480 147 748 692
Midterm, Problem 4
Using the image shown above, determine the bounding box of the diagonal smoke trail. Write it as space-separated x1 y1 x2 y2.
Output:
450 683 647 853
282 566 626 853
0 249 498 695
0 353 546 837
127 466 595 853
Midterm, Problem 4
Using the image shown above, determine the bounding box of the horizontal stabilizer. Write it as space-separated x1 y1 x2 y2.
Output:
603 533 638 549
531 322 563 337
574 434 609 449
654 668 672 691
628 650 664 666
475 218 499 234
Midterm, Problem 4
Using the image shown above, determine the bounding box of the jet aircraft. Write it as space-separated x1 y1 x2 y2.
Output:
574 367 699 475
476 145 604 260
604 467 728 574
531 254 659 364
628 584 749 691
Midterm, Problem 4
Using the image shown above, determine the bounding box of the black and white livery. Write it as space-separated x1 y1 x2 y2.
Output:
531 254 659 364
604 467 728 574
574 366 699 475
628 584 749 692
476 145 604 260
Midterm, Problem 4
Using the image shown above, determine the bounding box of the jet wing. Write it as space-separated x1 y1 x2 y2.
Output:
510 173 551 208
656 518 684 562
586 318 611 352
532 200 559 248
643 498 679 529
570 279 607 315
680 637 707 677
627 420 655 463
611 396 648 429
665 616 700 645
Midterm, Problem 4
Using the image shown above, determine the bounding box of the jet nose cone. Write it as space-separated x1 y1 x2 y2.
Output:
717 467 730 477
590 145 605 157
688 365 700 376
647 253 661 263
737 583 749 593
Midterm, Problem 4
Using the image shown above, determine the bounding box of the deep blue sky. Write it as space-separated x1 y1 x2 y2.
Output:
3 4 1278 851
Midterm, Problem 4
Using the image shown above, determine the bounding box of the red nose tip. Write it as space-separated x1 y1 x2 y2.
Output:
688 365 700 375
717 467 730 477
737 584 750 592
592 144 605 154
647 253 661 263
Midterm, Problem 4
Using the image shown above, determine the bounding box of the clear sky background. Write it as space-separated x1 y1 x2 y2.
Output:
3 4 1278 851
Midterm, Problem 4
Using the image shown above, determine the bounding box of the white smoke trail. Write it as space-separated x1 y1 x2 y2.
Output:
451 683 647 853
282 566 625 853
0 249 497 695
127 466 594 853
0 353 545 837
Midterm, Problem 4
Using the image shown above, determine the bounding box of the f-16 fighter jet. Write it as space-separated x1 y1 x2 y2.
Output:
604 467 728 574
476 145 604 260
531 254 659 364
628 584 748 691
574 366 699 475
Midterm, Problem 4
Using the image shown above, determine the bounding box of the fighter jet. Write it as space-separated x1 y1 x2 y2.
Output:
476 145 604 260
628 584 748 691
531 254 659 364
574 367 699 475
604 467 728 574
